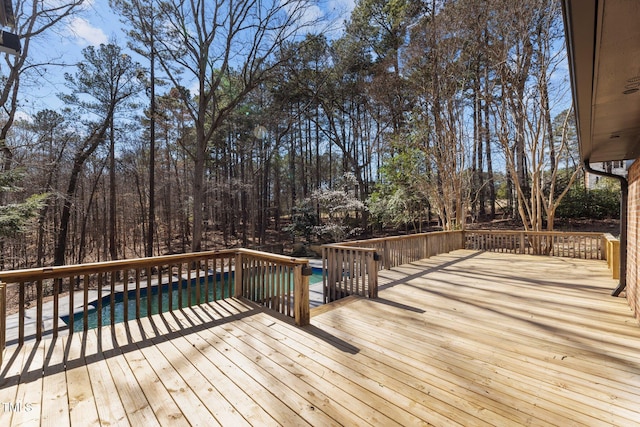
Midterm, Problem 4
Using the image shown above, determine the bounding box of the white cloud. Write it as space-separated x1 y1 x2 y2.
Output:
67 17 108 46
14 110 32 123
280 0 355 37
281 0 323 27
323 0 357 37
328 0 355 15
300 4 324 26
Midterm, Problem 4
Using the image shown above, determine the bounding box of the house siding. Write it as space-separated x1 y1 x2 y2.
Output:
627 159 640 321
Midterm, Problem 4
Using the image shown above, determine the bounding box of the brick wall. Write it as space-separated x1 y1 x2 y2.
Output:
627 159 640 321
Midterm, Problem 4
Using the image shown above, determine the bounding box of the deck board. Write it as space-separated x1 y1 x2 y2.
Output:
12 339 45 426
111 325 190 427
40 338 70 427
82 332 129 426
65 334 102 427
0 340 30 425
1 250 640 426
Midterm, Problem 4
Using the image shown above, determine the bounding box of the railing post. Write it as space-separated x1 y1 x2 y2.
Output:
19 282 24 345
611 240 620 280
294 265 310 326
234 251 243 298
0 282 5 368
423 234 429 259
383 240 391 270
322 246 328 304
367 253 379 299
426 234 432 258
520 232 525 254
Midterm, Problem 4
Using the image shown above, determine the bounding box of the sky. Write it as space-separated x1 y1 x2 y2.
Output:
20 0 356 119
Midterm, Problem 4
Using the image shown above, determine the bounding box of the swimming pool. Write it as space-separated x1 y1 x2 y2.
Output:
62 267 323 331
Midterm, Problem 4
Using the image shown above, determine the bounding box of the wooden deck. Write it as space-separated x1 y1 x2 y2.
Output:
1 249 639 426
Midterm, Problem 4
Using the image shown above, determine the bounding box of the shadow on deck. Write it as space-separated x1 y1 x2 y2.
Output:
1 249 639 426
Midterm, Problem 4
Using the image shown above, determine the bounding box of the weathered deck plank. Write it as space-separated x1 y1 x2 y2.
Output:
1 250 639 426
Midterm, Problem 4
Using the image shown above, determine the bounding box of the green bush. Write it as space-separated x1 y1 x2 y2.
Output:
556 187 620 219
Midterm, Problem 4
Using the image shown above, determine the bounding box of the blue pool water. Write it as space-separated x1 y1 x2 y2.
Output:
63 267 323 331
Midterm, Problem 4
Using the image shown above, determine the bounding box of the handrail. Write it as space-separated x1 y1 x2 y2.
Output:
0 248 309 284
1 248 310 345
236 248 309 267
237 249 310 326
602 233 620 279
0 282 5 367
322 245 379 303
321 229 614 305
464 230 604 259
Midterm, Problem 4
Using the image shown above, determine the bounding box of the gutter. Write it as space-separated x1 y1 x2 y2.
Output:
583 160 627 296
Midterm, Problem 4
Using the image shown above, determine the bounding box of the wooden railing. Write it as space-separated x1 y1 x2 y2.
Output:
237 249 310 325
0 229 618 347
464 230 605 259
333 231 465 270
321 245 379 303
322 231 465 303
322 229 617 304
0 282 5 367
0 249 309 345
603 233 621 279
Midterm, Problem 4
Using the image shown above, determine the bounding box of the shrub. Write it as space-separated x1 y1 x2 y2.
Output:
556 186 620 219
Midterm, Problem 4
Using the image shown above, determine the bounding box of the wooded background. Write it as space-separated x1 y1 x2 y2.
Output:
0 0 615 269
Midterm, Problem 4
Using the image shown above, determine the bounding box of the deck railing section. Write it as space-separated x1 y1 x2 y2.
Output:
0 282 5 367
322 229 617 304
602 233 621 279
237 249 310 326
334 231 465 270
0 249 310 345
322 231 465 303
322 245 379 303
464 230 605 259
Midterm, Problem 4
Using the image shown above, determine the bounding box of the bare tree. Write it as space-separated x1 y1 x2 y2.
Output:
403 0 472 230
54 44 142 266
493 0 578 236
0 0 85 173
110 0 161 257
154 0 319 252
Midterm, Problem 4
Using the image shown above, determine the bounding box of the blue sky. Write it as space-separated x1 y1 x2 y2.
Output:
66 1 356 46
19 0 356 119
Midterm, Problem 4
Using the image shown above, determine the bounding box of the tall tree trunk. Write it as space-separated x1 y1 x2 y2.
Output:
483 61 495 219
55 164 86 266
147 36 156 258
109 117 117 261
79 161 106 263
191 119 205 252
54 126 108 266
